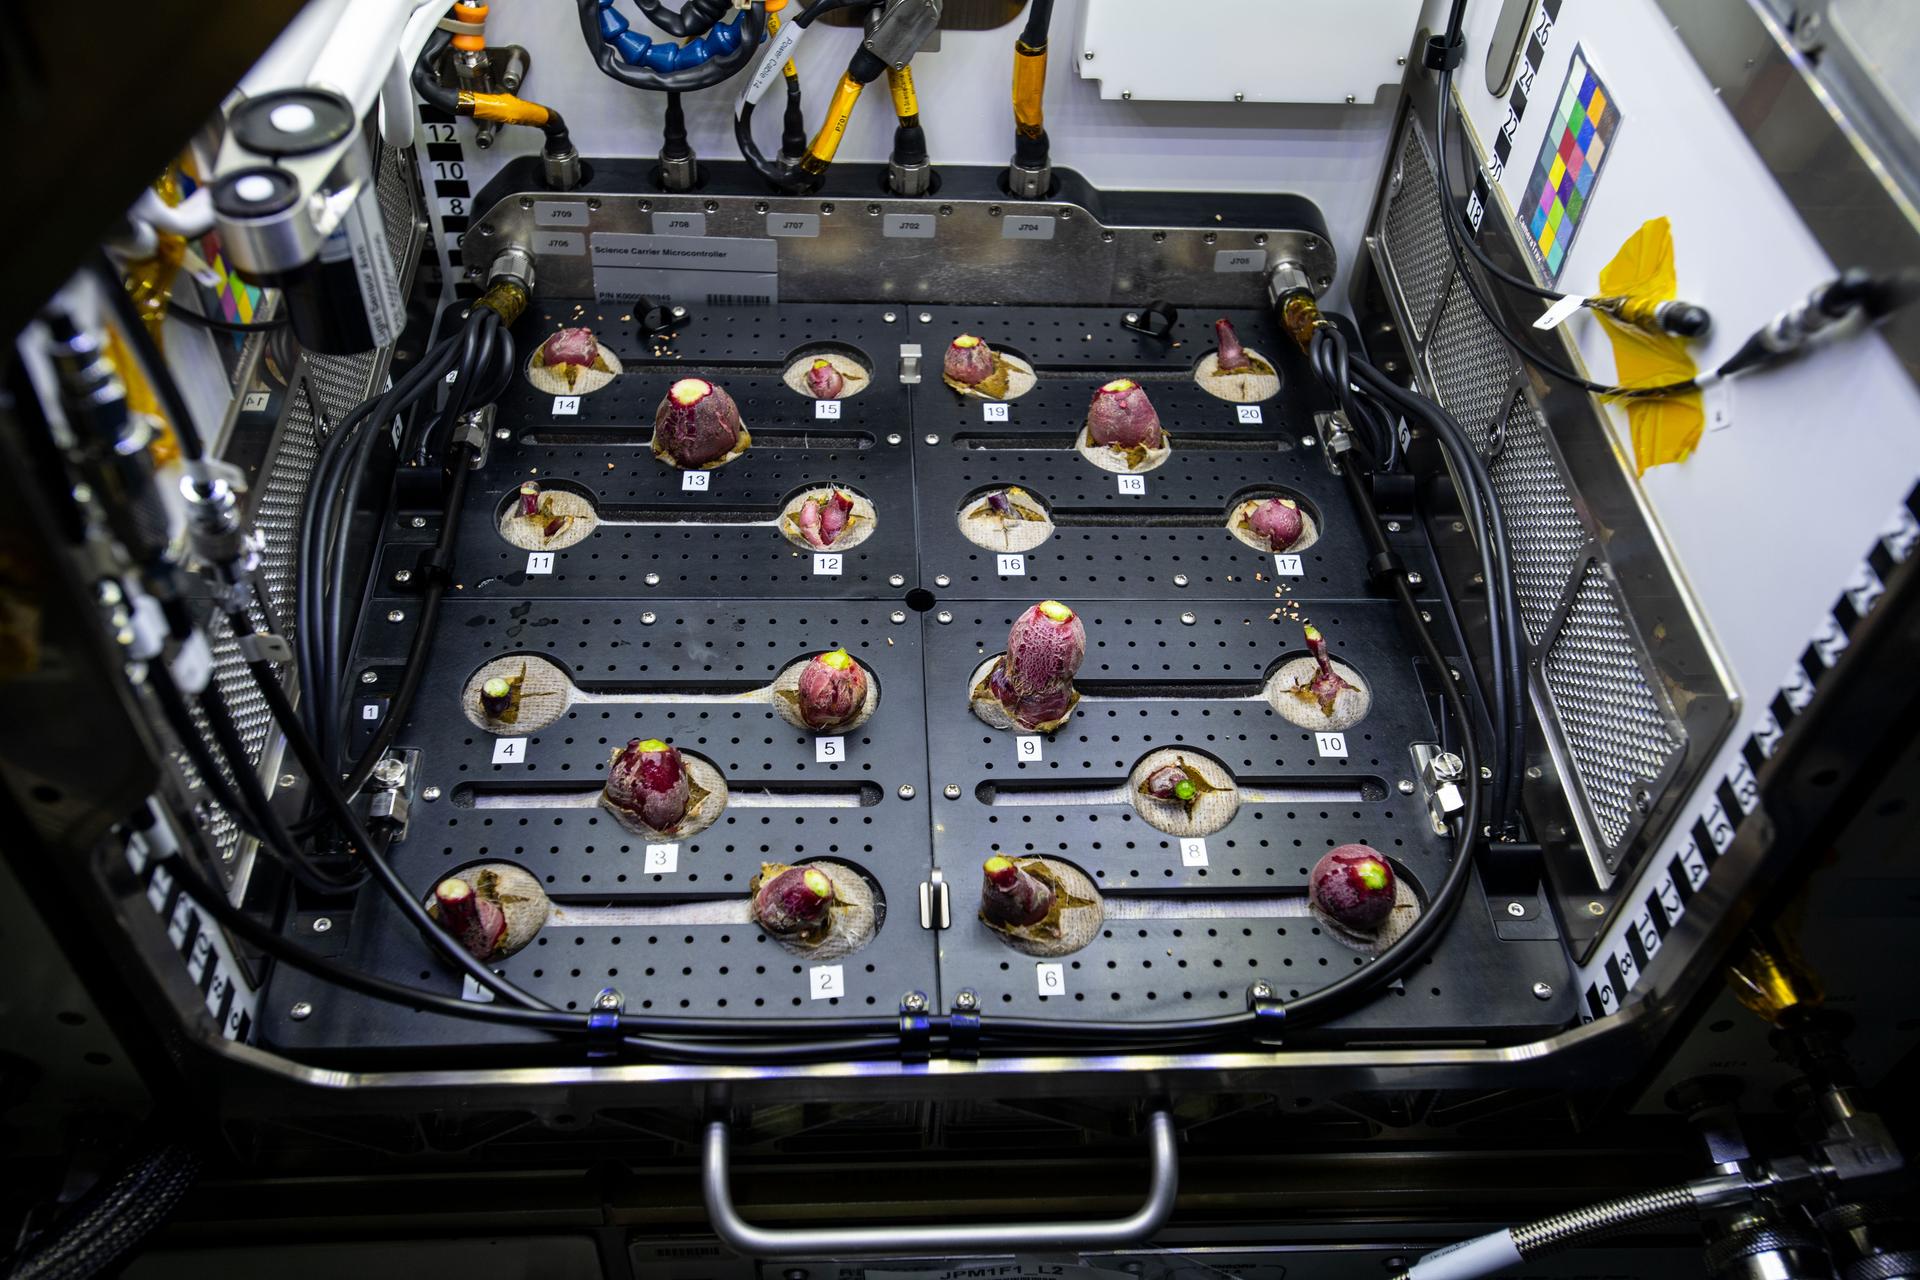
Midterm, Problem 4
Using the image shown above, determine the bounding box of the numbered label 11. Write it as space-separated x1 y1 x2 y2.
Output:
815 735 844 763
643 842 679 874
1036 962 1065 996
492 736 528 764
1314 731 1347 758
810 964 845 1000
1016 734 1043 762
1272 553 1302 577
996 553 1026 576
983 402 1010 421
1117 474 1146 495
815 399 841 419
552 395 581 416
526 551 555 575
1236 404 1263 424
682 469 710 491
813 553 843 576
1179 837 1209 866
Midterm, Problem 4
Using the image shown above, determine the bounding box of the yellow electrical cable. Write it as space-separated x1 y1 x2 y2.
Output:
801 72 863 174
887 65 919 120
1012 42 1047 135
768 10 799 79
460 90 552 128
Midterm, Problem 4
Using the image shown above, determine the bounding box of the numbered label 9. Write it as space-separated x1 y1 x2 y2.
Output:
643 842 679 874
810 964 845 1000
1016 734 1043 762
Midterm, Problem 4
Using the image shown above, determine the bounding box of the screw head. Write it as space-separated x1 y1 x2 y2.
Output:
1397 779 1415 795
1083 49 1094 59
311 917 333 933
387 609 405 623
495 427 511 440
423 786 442 801
1532 981 1554 1000
372 757 407 788
943 783 960 800
644 572 660 586
883 311 897 323
393 569 413 586
1126 313 1139 324
1587 901 1606 917
887 433 902 445
410 516 427 528
360 671 379 685
1234 91 1245 102
1101 230 1114 243
1406 571 1424 586
866 203 881 216
889 574 905 587
1300 434 1316 447
1250 981 1274 1000
754 200 769 214
289 1001 313 1020
703 200 719 214
821 203 834 215
519 196 534 209
641 611 656 625
1506 901 1526 918
1386 520 1401 532
1173 574 1189 587
936 610 953 624
934 574 951 587
918 312 932 323
671 305 687 320
1179 611 1196 625
901 990 929 1012
890 610 907 623
898 784 916 800
278 774 298 790
924 433 940 445
1526 766 1543 780
954 988 979 1010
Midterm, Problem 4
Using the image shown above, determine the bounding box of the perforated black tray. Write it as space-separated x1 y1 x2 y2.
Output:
256 301 1577 1059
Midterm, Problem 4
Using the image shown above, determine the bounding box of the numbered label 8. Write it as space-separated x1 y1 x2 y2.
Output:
1179 837 1209 866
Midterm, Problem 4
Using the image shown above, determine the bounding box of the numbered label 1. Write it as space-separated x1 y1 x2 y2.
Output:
526 551 555 575
361 703 381 721
983 402 1010 422
814 399 841 419
813 553 843 576
1179 837 1209 866
810 964 845 1000
492 736 528 764
460 975 496 1003
643 842 679 874
1272 553 1303 577
1236 404 1264 424
682 469 710 491
1117 474 1147 495
1036 962 1066 996
815 735 844 763
1016 734 1043 762
996 553 1026 576
552 395 581 416
1314 731 1348 758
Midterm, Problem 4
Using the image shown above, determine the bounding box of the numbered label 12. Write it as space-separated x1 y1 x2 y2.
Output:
1314 731 1347 758
996 553 1026 576
1117 474 1146 495
643 842 679 874
1036 962 1066 996
492 736 528 764
810 964 845 1000
815 736 844 763
1016 734 1043 762
813 553 843 576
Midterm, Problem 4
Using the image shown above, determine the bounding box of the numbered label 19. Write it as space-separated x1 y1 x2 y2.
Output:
1314 731 1347 758
810 964 845 1000
814 735 844 763
996 553 1026 577
1179 837 1209 866
814 399 841 419
491 736 528 764
1016 734 1043 762
813 553 843 576
643 842 679 874
682 469 710 491
1036 962 1065 996
526 551 555 575
1236 404 1263 424
552 395 580 416
983 402 1010 421
1272 553 1303 577
1117 474 1146 495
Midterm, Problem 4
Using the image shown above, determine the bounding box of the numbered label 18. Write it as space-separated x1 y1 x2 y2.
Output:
996 553 1026 576
983 402 1010 421
810 964 845 1000
1036 962 1066 996
1016 734 1043 762
815 735 844 763
1179 837 1209 866
815 399 842 419
492 736 528 764
1314 731 1347 758
682 470 710 491
1117 474 1147 495
552 395 580 416
643 842 679 874
813 553 843 576
1236 404 1263 424
526 551 555 575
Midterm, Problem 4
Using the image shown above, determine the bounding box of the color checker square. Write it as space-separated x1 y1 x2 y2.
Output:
1517 45 1621 285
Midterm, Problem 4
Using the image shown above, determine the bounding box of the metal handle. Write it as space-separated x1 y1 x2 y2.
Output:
702 1107 1179 1257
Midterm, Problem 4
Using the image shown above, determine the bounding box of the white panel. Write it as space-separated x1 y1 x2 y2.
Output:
1076 0 1423 104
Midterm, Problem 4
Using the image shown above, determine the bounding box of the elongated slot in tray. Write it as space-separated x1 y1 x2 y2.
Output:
454 781 886 809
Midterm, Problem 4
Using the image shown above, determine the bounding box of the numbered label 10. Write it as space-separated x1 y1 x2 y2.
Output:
810 964 845 1000
1314 731 1347 758
643 842 679 874
492 736 528 764
1016 734 1043 762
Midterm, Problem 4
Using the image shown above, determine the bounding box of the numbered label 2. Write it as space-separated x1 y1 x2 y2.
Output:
552 395 581 416
1016 734 1043 762
814 399 841 419
526 551 555 575
813 553 843 576
1235 404 1263 424
996 553 1026 577
682 469 710 491
1036 962 1066 996
1117 474 1147 495
1314 731 1348 758
491 736 529 764
983 402 1010 422
814 735 844 763
1179 837 1209 866
810 964 845 1000
643 842 679 874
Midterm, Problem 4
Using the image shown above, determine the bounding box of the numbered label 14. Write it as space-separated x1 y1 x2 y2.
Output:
552 395 580 416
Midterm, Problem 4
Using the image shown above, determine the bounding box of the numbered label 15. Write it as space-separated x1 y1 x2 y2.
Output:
815 399 841 419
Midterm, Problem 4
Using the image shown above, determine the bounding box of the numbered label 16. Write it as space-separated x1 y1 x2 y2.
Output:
996 553 1026 576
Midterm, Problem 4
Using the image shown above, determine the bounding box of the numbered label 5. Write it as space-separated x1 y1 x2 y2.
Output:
814 735 844 763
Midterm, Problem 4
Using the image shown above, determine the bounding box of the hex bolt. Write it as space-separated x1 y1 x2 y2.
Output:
393 569 412 584
934 574 951 587
289 1001 313 1021
1532 981 1554 1000
279 773 298 788
312 917 333 933
644 572 660 586
422 786 442 801
360 671 379 685
1179 612 1196 625
889 574 905 587
387 609 405 623
1397 779 1415 795
1406 571 1423 586
891 610 907 623
495 427 512 440
1173 574 1189 587
1126 313 1139 324
1386 520 1401 532
641 612 656 625
821 203 835 215
1506 901 1526 918
754 201 769 214
943 784 961 800
936 610 953 624
372 757 408 789
898 784 917 800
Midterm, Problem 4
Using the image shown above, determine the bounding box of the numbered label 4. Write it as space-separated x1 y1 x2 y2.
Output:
1036 962 1066 996
983 402 1010 422
492 736 528 764
1016 734 1043 762
1314 731 1348 758
1117 474 1147 495
815 399 841 419
813 553 843 576
682 470 710 491
1179 837 1209 866
552 395 581 416
1235 404 1263 424
996 553 1026 576
814 736 844 763
644 842 679 874
526 551 555 575
810 964 845 1000
1272 554 1303 577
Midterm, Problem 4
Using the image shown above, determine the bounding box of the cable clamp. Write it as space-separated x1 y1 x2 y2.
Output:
236 632 293 664
1423 32 1466 71
948 989 980 1062
412 544 457 587
1366 550 1408 588
588 987 624 1058
1245 981 1285 1038
898 990 932 1063
1121 299 1179 341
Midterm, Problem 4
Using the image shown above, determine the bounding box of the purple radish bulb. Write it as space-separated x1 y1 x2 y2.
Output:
806 359 845 399
1005 600 1085 698
752 865 836 939
518 481 541 518
981 854 1054 927
1144 764 1197 804
1308 844 1396 932
1214 318 1252 373
796 649 866 730
1085 379 1163 450
654 377 745 467
1302 624 1355 717
435 876 508 960
1248 497 1304 551
944 334 995 386
605 737 691 832
539 327 599 370
480 676 514 719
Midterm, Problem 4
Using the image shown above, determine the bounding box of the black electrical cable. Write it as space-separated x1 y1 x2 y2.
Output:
1018 0 1054 47
633 0 732 39
576 0 769 93
89 256 209 463
165 299 288 333
735 0 885 191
